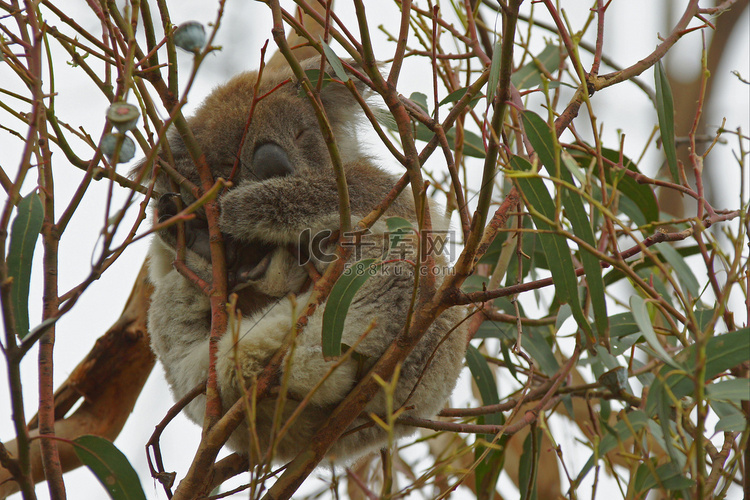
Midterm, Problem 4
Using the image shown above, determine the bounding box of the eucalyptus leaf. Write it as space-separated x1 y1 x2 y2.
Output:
630 295 682 370
72 435 147 500
322 259 379 358
706 378 750 402
319 39 349 82
7 191 43 339
655 60 678 183
657 242 700 298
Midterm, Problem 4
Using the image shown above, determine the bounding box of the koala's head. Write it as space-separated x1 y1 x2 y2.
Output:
158 57 367 202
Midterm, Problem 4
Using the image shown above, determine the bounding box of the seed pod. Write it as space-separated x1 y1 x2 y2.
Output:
174 21 206 53
101 133 136 163
106 102 140 132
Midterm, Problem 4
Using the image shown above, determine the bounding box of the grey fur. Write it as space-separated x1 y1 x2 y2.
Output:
147 58 468 463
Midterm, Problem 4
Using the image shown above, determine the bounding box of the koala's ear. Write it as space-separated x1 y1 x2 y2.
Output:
297 56 371 128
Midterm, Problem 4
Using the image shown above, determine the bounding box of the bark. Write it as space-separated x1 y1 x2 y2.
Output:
0 263 155 498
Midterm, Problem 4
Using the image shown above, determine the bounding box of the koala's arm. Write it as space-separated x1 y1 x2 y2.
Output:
219 162 409 245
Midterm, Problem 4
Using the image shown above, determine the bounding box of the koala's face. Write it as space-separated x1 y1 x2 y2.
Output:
241 87 331 182
160 58 360 201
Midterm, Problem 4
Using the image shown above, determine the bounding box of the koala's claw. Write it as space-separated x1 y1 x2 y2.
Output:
232 253 273 289
227 241 276 291
156 192 181 224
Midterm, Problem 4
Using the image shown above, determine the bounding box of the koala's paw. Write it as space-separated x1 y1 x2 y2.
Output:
219 183 272 242
155 193 212 261
156 193 277 289
216 324 287 397
224 235 277 291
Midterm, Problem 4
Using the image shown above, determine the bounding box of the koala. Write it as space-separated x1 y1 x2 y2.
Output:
146 57 468 463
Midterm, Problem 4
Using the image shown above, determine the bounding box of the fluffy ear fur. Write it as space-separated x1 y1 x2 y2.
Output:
146 56 468 464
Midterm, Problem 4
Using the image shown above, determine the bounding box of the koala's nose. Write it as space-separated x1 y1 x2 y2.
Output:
251 142 294 180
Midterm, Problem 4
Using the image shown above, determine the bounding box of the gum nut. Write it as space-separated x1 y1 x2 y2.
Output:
106 102 140 131
174 21 206 53
101 133 136 163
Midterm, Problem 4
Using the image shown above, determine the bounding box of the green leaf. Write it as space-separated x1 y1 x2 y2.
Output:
656 242 700 297
385 216 415 251
648 377 680 464
706 378 750 402
458 128 487 158
654 60 678 183
634 460 694 493
409 92 429 114
607 313 639 338
715 414 747 432
646 328 750 415
522 112 607 338
466 344 501 416
711 400 746 431
474 320 514 340
518 427 542 500
511 44 561 90
301 69 333 95
319 39 349 82
630 296 682 370
486 40 502 105
414 120 486 158
520 112 606 339
521 328 560 377
520 111 556 176
578 410 649 481
322 259 379 358
72 435 147 500
570 148 659 224
511 154 593 341
7 192 43 339
438 87 484 107
466 344 507 498
385 216 414 233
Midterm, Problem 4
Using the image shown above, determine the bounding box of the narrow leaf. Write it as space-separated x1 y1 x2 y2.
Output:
706 378 750 402
511 155 593 340
634 460 694 493
486 40 503 105
518 427 542 500
7 192 43 339
630 295 682 370
520 112 606 339
319 39 349 82
521 328 560 377
657 242 700 297
385 216 414 233
571 148 659 224
578 410 649 481
72 435 147 500
466 344 507 494
646 328 750 414
520 111 556 176
466 344 501 413
511 44 561 90
438 87 484 107
322 259 378 358
654 60 678 182
409 92 429 113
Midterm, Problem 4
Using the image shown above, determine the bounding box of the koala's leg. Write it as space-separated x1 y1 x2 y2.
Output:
148 259 214 426
216 292 358 409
